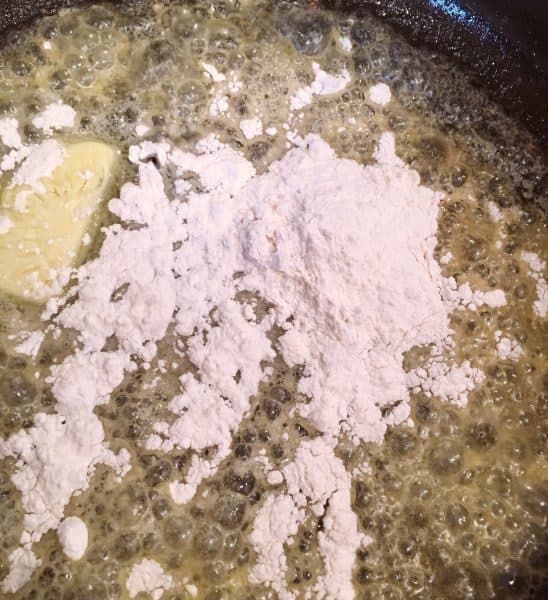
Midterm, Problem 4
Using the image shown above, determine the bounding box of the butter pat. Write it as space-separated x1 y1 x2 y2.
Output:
0 139 117 302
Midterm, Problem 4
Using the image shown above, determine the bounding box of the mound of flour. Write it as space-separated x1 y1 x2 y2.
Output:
147 131 502 597
0 127 505 595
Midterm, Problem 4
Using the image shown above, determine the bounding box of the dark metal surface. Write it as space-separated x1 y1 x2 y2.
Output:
0 0 547 144
0 0 86 34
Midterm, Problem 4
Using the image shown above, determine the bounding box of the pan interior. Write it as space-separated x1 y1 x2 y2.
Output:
0 2 546 599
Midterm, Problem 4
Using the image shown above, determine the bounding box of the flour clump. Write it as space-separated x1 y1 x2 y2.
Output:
126 558 173 600
57 516 88 560
31 102 76 135
1 126 503 597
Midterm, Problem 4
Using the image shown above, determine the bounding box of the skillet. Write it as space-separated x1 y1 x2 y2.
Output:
0 1 546 599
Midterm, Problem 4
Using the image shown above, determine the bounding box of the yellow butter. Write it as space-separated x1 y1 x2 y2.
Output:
0 140 118 302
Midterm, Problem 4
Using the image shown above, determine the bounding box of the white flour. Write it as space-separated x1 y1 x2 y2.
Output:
0 118 33 173
0 163 180 591
339 36 352 52
147 131 500 596
1 548 41 593
407 358 484 408
202 62 226 82
31 102 76 135
126 559 173 600
135 122 150 137
368 82 392 106
521 250 547 317
488 200 503 222
240 117 263 139
521 250 545 273
440 251 453 264
9 139 66 200
250 493 305 599
266 469 284 485
0 354 131 553
0 144 33 173
210 93 229 117
250 439 371 599
203 65 242 117
290 62 351 110
57 516 88 560
1 104 507 595
14 330 45 359
285 439 368 598
495 331 524 361
0 117 22 149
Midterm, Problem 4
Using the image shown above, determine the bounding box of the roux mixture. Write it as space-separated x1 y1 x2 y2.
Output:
0 2 546 599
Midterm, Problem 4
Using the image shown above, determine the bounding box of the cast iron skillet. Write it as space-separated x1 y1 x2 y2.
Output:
0 2 545 598
0 0 547 147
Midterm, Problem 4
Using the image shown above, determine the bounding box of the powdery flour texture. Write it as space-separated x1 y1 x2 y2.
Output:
1 121 505 596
